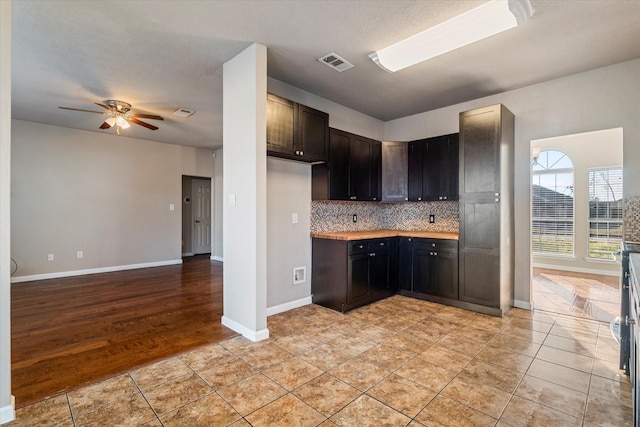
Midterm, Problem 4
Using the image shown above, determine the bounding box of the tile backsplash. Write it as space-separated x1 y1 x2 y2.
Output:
311 201 459 233
625 196 640 242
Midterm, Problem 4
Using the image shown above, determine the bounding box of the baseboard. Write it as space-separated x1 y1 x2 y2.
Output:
533 262 620 277
267 296 312 317
210 255 223 262
221 316 269 342
182 252 194 257
514 299 532 310
0 396 15 424
11 259 184 283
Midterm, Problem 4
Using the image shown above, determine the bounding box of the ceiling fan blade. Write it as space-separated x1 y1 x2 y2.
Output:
130 113 164 120
129 117 159 130
58 106 107 114
94 102 114 112
99 121 112 129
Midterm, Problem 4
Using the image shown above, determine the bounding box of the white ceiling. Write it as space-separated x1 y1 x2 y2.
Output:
11 0 640 148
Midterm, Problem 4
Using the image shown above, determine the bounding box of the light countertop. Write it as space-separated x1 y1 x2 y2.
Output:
311 230 459 241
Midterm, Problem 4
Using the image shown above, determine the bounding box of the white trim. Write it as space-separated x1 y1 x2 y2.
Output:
221 316 269 342
533 262 620 277
210 255 223 262
10 259 183 283
514 300 532 310
267 296 312 317
0 396 15 424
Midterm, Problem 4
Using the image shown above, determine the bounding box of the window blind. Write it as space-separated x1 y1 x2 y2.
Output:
588 167 623 260
532 150 575 256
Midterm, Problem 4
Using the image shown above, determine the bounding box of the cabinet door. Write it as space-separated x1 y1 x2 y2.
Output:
412 246 432 294
459 197 500 307
370 140 381 201
423 136 444 201
369 249 389 298
266 94 295 154
460 106 501 195
398 237 413 291
348 253 371 308
381 142 408 202
328 129 351 200
430 250 459 300
443 133 459 200
297 104 329 162
349 135 372 200
408 140 424 201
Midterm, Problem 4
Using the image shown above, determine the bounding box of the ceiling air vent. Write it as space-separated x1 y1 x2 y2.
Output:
318 52 354 72
173 108 195 118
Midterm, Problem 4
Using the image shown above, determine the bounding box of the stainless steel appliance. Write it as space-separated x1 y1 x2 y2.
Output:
619 241 640 374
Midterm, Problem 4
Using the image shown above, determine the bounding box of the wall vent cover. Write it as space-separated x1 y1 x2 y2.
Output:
318 52 354 72
173 108 195 118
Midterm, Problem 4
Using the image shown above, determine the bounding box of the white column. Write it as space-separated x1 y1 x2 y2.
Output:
221 43 269 341
0 0 14 424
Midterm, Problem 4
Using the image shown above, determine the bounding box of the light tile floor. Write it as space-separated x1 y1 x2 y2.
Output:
8 295 632 426
532 268 620 322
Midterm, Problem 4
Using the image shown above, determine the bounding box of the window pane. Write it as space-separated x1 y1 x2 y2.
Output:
588 167 623 259
532 150 574 256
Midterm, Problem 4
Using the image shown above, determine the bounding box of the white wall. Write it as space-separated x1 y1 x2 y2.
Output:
0 1 13 423
211 148 224 261
11 120 215 280
221 43 269 341
266 157 312 311
385 59 640 305
532 128 623 275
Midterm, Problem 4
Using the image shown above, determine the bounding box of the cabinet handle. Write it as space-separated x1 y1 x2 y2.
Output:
405 198 408 201
300 151 304 156
434 252 437 256
432 243 436 247
418 197 422 201
495 198 500 202
439 196 443 200
369 253 376 257
350 196 356 200
443 196 447 200
379 242 385 246
358 245 364 249
430 252 433 255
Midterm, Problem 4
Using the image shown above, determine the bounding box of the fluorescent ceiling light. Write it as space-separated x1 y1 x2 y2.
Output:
370 0 533 72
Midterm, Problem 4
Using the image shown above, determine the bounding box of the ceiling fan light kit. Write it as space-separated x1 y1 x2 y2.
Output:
58 99 163 135
369 0 534 72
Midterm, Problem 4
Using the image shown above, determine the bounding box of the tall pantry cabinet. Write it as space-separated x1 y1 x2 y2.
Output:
458 104 515 316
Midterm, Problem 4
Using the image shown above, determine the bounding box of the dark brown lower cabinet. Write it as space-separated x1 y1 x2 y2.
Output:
312 238 395 312
401 238 459 300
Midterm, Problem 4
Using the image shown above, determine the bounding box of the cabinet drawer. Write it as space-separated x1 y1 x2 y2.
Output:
349 240 369 255
368 239 389 251
414 238 458 253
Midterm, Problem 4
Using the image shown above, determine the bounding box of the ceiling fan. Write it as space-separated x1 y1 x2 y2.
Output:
58 100 164 135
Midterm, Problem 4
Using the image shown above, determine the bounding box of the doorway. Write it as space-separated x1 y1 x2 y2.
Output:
530 128 623 322
182 176 212 256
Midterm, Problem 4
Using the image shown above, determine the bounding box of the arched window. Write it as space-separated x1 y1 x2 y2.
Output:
532 150 574 256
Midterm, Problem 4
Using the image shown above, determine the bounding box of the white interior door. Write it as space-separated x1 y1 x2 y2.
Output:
192 179 212 254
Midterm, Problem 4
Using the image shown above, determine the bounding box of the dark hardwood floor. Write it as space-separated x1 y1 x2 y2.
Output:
11 255 237 408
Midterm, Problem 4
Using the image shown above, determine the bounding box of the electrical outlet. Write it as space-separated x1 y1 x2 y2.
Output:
352 214 357 223
77 251 83 259
429 214 435 223
47 253 54 261
292 213 299 224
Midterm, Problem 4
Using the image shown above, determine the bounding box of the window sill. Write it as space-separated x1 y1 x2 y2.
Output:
584 257 618 264
532 253 576 260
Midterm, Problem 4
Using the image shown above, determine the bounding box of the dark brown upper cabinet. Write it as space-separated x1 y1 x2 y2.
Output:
407 133 459 201
266 93 329 163
312 128 381 201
